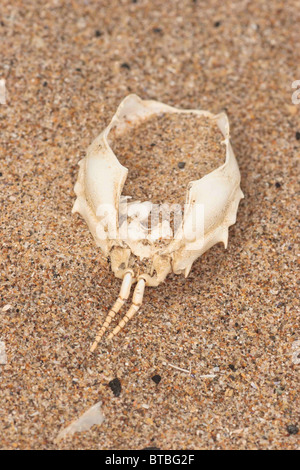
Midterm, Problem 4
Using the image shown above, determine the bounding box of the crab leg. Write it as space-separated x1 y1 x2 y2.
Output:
107 276 146 341
90 270 133 352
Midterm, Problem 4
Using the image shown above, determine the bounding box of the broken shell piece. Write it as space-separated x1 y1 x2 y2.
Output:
0 341 7 365
55 401 104 442
72 94 244 348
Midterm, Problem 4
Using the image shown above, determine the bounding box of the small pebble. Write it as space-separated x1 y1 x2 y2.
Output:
108 378 122 397
295 131 300 140
151 374 162 384
2 304 12 312
121 62 131 70
178 161 186 169
0 342 7 365
286 424 299 435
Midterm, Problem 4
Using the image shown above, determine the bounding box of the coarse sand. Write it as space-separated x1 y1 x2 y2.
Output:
111 112 225 205
0 0 299 450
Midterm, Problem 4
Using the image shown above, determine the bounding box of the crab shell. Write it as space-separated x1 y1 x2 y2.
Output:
72 94 244 287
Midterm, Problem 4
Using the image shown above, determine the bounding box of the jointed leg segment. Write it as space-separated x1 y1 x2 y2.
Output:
90 272 147 351
90 270 133 352
107 277 146 341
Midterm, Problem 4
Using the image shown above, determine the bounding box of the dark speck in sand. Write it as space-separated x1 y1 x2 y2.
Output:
286 425 299 435
151 375 162 384
108 378 122 397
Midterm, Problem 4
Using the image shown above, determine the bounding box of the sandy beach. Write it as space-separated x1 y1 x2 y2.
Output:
0 0 299 450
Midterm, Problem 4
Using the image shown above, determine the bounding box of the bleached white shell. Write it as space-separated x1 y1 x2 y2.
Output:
73 94 244 286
